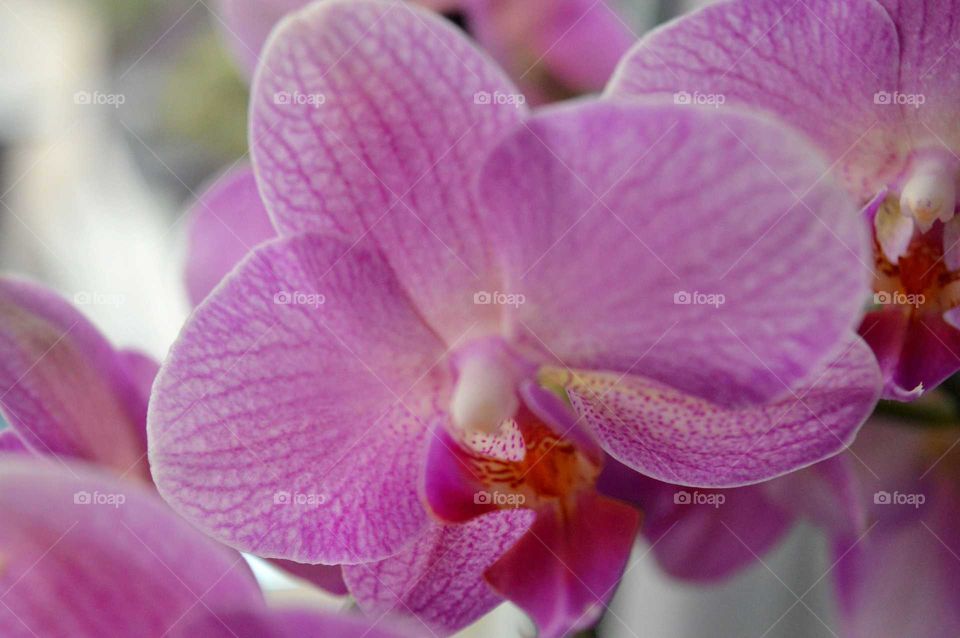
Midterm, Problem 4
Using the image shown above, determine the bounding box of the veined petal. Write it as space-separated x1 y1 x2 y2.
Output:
484 491 640 638
607 0 906 199
251 0 525 341
878 0 960 150
0 278 150 480
185 164 277 307
0 460 263 638
479 100 871 406
149 234 449 563
559 337 881 486
343 512 533 635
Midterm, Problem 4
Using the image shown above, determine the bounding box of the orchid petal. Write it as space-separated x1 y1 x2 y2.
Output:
561 336 880 486
185 164 277 307
174 607 419 638
479 100 870 406
251 0 526 341
343 512 533 635
607 0 906 199
0 460 262 638
485 491 640 638
149 234 449 563
0 278 150 479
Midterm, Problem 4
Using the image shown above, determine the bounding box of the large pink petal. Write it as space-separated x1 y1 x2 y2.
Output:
562 337 881 486
480 101 871 406
485 491 640 638
250 0 525 341
149 234 448 564
175 607 419 638
343 511 533 635
607 0 906 200
0 278 150 480
185 164 277 307
0 460 263 638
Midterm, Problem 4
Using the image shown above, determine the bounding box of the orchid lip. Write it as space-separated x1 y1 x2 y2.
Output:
899 155 958 233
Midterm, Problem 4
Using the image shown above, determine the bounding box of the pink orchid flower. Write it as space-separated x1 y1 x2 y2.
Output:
0 459 418 638
214 0 638 101
149 1 880 635
0 277 347 594
609 0 960 400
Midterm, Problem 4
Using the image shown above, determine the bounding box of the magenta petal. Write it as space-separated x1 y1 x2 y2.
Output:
0 278 150 479
565 336 881 486
251 0 525 340
0 460 262 638
480 100 869 406
175 607 419 638
597 459 789 582
185 164 277 307
343 512 533 635
485 491 640 638
149 234 448 563
267 560 348 596
608 0 906 199
860 309 960 400
424 424 501 523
